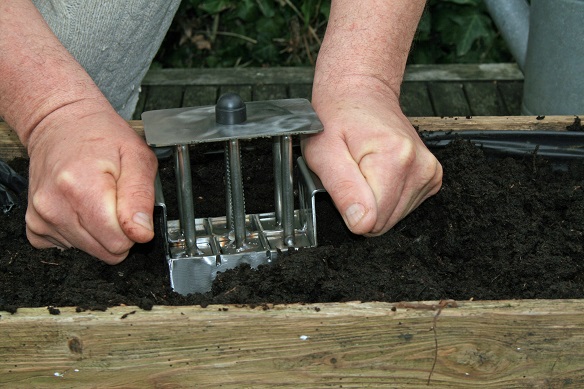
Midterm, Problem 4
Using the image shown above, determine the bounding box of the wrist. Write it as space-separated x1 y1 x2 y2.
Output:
312 72 401 115
26 97 115 155
313 0 425 103
0 1 110 148
14 82 110 149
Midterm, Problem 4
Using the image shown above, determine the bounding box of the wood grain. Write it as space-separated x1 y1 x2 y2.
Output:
140 64 523 86
409 115 580 131
1 300 583 388
1 116 579 160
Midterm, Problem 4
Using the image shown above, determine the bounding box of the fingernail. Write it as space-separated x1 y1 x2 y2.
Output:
345 203 366 228
133 212 153 231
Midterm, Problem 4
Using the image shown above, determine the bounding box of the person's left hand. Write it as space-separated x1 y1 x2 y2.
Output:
302 76 443 236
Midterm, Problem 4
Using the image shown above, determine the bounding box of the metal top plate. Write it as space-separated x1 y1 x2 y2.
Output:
142 98 323 147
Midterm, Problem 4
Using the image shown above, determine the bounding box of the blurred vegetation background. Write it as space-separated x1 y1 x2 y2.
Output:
154 0 512 69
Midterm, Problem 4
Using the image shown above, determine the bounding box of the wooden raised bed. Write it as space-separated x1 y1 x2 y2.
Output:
1 116 584 387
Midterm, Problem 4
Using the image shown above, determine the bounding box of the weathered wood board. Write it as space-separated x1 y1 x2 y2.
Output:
1 116 580 160
2 300 584 388
134 63 525 120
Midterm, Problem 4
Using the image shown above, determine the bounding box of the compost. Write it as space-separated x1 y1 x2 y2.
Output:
2 137 584 313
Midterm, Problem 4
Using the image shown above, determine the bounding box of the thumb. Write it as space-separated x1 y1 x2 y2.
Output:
116 148 157 243
305 140 377 235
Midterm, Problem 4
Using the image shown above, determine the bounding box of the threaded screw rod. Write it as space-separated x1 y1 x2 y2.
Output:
224 142 233 229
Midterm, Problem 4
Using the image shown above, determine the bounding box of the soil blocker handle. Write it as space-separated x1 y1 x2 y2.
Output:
421 130 584 159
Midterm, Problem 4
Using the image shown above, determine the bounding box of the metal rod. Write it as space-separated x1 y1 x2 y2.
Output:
224 142 233 229
228 139 246 248
173 150 184 231
175 144 198 256
272 136 283 225
280 135 295 246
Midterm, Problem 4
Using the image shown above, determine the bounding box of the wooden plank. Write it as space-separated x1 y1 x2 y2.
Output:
143 67 316 86
0 124 23 159
463 81 508 116
129 115 581 135
182 85 218 107
253 84 288 101
1 300 584 388
400 82 435 116
428 82 471 117
409 115 580 131
137 65 524 120
288 83 312 100
219 85 253 102
142 85 183 112
1 116 580 160
140 64 523 87
498 81 524 115
404 63 523 82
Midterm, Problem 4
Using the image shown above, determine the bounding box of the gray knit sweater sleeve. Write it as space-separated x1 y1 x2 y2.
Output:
32 0 181 119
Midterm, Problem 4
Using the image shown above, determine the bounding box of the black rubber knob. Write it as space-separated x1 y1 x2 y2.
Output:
215 93 247 125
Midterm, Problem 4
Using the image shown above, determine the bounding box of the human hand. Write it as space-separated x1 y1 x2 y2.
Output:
25 101 157 264
302 77 443 236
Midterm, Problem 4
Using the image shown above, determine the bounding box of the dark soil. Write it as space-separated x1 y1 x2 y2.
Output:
2 137 584 313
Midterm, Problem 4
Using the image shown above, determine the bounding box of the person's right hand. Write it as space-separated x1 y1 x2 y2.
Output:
303 75 443 237
24 100 158 264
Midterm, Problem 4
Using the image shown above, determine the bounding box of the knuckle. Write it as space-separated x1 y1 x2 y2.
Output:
30 191 61 225
430 161 444 191
360 135 417 172
54 169 79 193
421 155 442 180
104 237 133 257
120 183 155 206
328 178 360 203
128 144 158 168
392 139 418 168
25 227 50 248
101 251 129 265
420 156 444 195
131 184 155 201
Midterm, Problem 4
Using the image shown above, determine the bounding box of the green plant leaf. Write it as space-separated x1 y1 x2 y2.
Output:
319 2 331 19
199 0 233 14
415 9 432 41
236 0 259 21
450 11 493 56
255 0 276 18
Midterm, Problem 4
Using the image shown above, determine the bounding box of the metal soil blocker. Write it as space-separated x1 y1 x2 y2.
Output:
142 94 325 295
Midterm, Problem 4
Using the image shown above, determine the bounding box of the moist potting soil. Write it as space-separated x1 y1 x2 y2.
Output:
2 137 584 313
